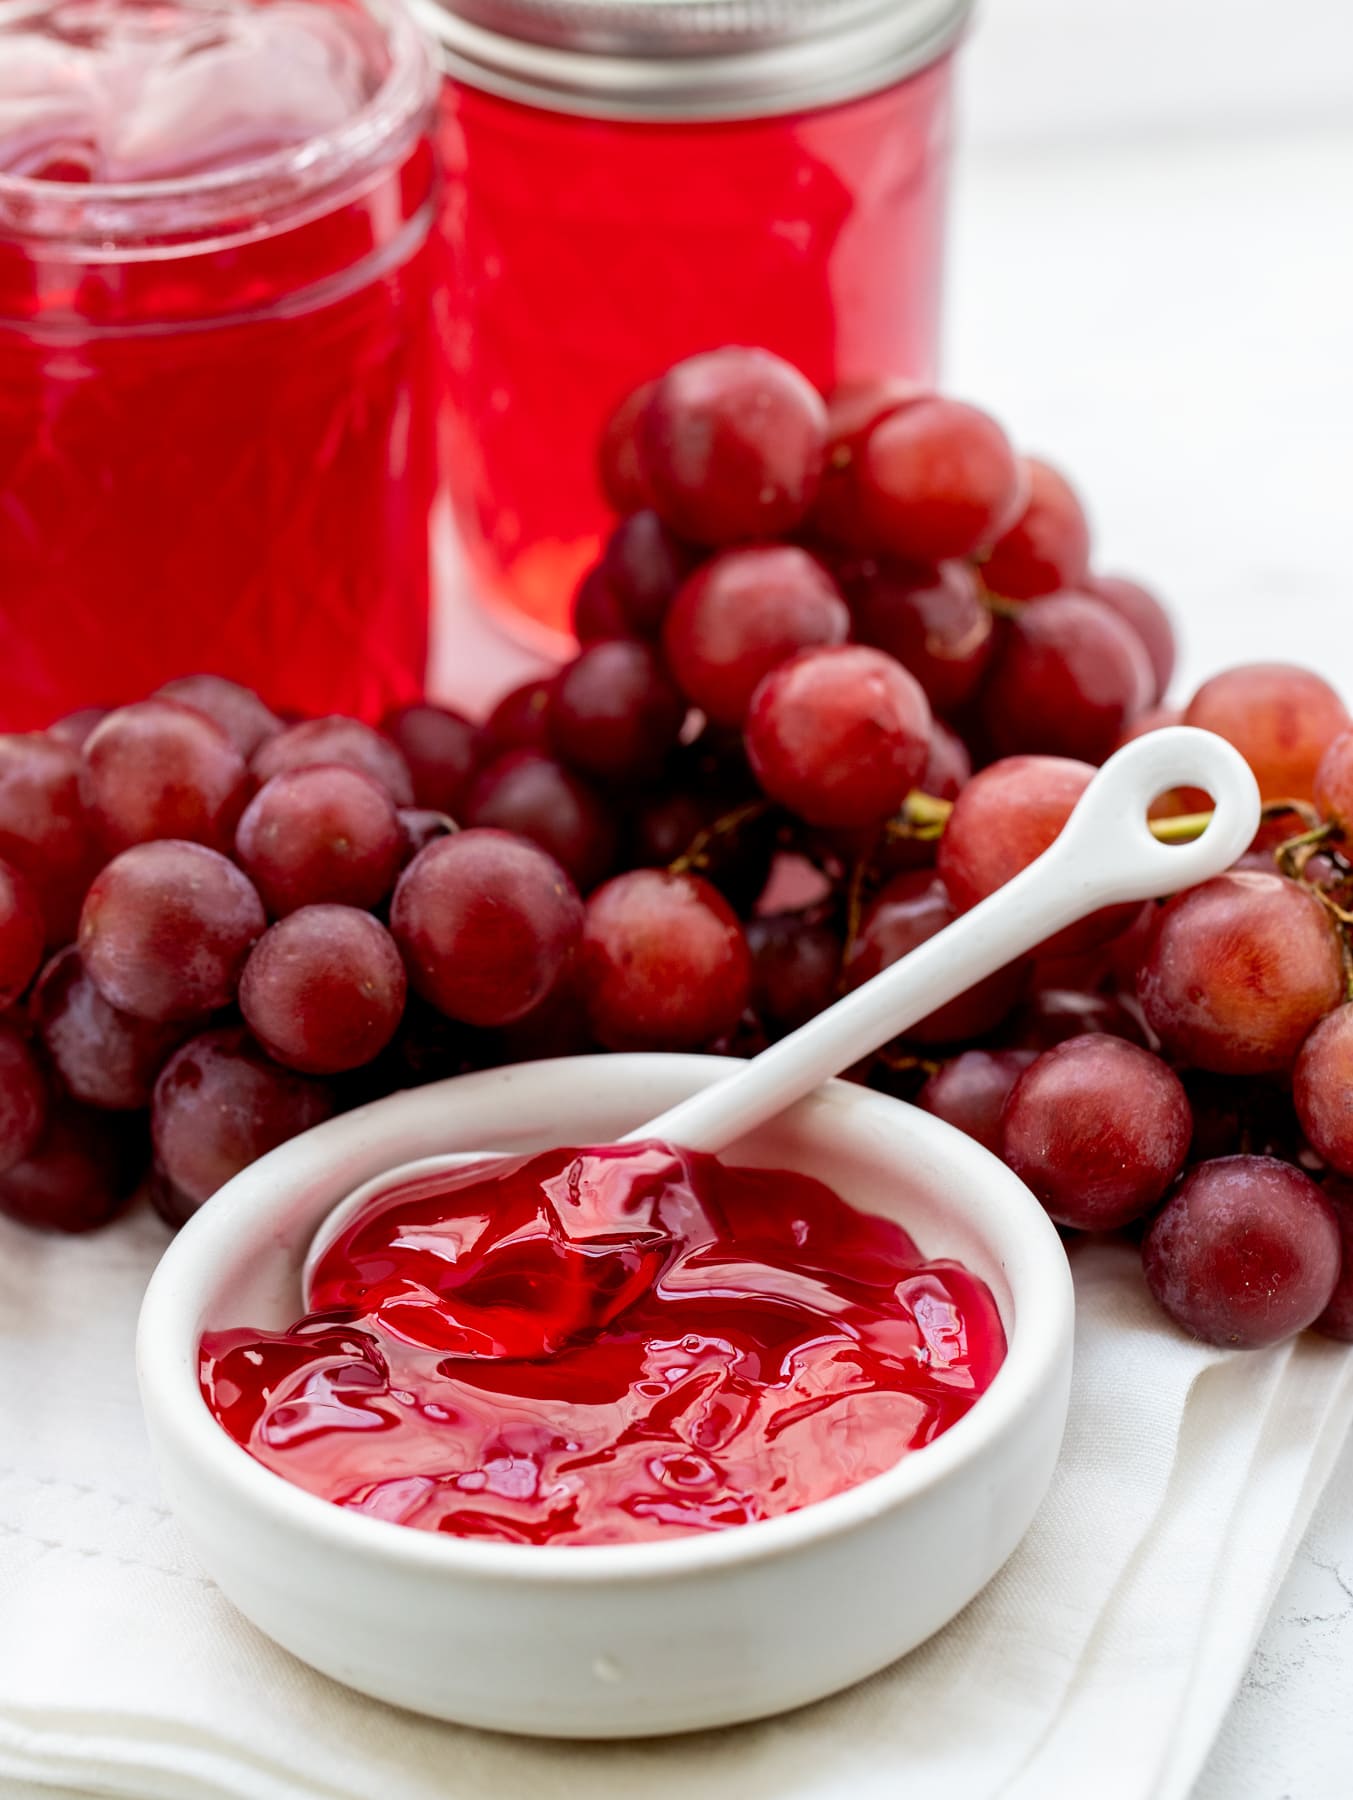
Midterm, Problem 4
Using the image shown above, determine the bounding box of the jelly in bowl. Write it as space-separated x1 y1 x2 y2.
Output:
138 1054 1074 1737
201 1139 1008 1546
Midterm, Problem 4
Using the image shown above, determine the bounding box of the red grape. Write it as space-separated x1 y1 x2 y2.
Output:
1112 918 1175 1001
80 699 249 853
47 707 109 749
79 840 266 1023
0 1023 47 1176
1313 727 1353 830
464 751 617 892
1007 985 1148 1051
240 906 406 1075
549 640 686 782
492 964 596 1064
860 397 1025 563
379 703 478 817
920 720 972 801
581 868 751 1051
627 784 775 914
156 674 281 758
0 733 103 944
1085 574 1176 703
235 765 403 918
1138 871 1343 1074
151 1026 335 1221
0 858 43 1006
1000 1035 1191 1229
481 678 556 758
981 594 1155 764
397 808 456 861
662 545 850 727
1183 1073 1304 1166
572 566 630 643
812 378 926 545
747 913 841 1036
602 510 696 638
843 871 1025 1042
638 347 827 545
937 755 1138 954
253 715 415 807
1313 1178 1353 1342
847 558 995 715
628 786 708 868
0 1095 145 1233
745 645 931 829
1183 663 1348 803
979 458 1091 600
597 379 654 514
1142 1156 1340 1347
1293 1004 1353 1175
390 829 582 1028
368 995 489 1095
33 945 191 1110
916 1048 1038 1155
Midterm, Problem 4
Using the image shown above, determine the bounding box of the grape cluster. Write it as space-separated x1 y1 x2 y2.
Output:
3 344 1353 1357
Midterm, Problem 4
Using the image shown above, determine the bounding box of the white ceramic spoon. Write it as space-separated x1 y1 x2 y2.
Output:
303 724 1259 1299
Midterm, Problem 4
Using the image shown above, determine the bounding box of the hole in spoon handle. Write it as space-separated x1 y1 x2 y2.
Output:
1050 726 1261 906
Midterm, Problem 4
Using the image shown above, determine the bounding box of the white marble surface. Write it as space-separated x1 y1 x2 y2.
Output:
946 72 1353 1795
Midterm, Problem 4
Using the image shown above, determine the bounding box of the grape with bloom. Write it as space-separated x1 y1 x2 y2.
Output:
0 345 1350 1360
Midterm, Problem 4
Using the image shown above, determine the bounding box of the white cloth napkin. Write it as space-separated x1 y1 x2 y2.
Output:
1 1205 1350 1800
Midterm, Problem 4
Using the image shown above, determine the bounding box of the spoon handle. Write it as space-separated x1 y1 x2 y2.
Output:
629 727 1260 1156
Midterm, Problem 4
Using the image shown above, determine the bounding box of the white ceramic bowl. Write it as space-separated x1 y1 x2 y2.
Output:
137 1053 1074 1739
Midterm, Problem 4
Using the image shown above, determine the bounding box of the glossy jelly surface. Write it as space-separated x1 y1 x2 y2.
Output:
437 57 954 644
201 1141 1006 1546
0 0 437 728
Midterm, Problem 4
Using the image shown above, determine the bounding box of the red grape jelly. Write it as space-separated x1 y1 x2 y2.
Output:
201 1141 1006 1546
0 0 438 729
417 0 970 645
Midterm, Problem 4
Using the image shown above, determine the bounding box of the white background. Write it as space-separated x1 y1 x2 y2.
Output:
951 3 1353 1792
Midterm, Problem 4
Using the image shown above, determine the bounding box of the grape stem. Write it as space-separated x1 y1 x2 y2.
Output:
1146 810 1215 844
884 790 954 842
1261 798 1320 829
669 798 771 876
977 588 1022 621
873 1046 943 1078
1275 820 1337 884
1339 930 1353 1006
839 856 870 985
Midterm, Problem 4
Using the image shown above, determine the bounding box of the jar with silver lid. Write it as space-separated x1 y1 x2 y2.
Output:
418 0 973 645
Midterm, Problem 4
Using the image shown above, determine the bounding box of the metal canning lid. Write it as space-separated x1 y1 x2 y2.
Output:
412 0 973 120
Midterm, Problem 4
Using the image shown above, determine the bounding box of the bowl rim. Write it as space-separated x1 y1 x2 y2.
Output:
137 1053 1074 1585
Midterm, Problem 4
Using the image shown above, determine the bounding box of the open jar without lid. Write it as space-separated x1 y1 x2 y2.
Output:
419 0 971 646
0 0 440 729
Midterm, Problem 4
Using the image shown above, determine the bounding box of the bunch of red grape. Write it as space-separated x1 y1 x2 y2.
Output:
3 344 1353 1356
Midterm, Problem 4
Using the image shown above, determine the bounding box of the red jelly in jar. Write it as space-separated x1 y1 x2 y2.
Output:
0 0 439 728
418 0 969 644
200 1141 1007 1546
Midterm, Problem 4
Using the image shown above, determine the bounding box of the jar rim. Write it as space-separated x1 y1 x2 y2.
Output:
0 0 435 255
415 0 970 120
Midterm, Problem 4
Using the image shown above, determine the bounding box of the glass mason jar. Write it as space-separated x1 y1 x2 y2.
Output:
0 0 440 730
417 0 971 647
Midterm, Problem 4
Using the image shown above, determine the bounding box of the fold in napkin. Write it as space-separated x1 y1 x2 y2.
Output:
1 1211 1350 1800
